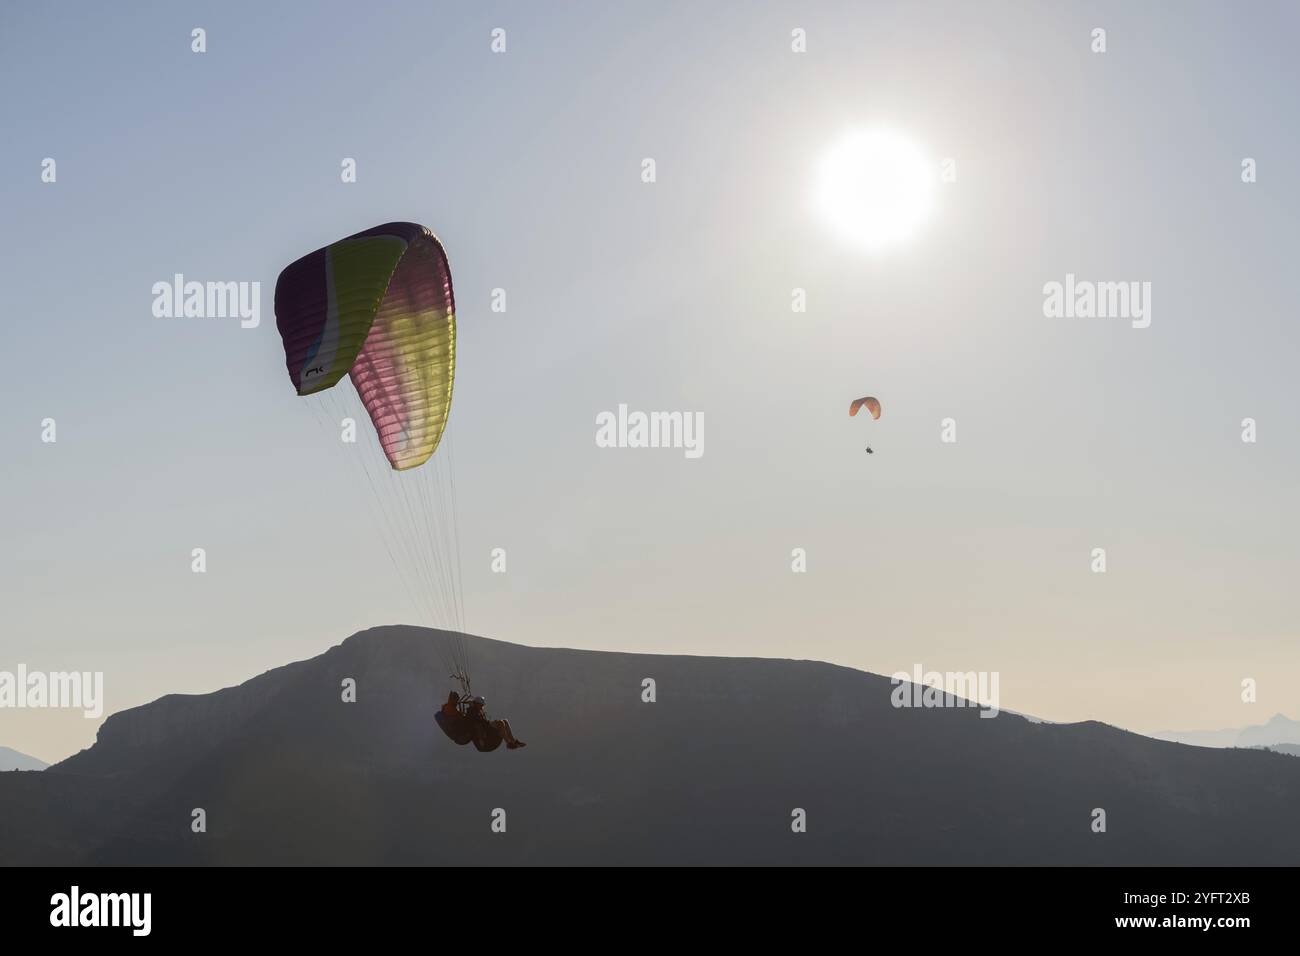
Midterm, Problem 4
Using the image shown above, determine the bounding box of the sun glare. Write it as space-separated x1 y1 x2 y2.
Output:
815 129 936 251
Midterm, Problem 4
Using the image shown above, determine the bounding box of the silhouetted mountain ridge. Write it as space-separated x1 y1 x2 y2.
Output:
2 626 1298 865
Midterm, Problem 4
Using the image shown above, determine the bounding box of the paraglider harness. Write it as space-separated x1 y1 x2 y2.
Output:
436 679 506 752
449 672 473 714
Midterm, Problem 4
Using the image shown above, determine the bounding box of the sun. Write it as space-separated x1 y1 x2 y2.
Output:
815 129 936 251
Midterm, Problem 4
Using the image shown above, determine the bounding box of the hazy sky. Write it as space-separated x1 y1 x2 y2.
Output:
3 1 1298 762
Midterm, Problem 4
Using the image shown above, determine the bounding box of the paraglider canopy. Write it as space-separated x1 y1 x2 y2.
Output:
274 221 470 688
274 221 455 471
849 396 881 420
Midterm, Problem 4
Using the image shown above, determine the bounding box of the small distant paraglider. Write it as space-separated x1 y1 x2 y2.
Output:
850 396 881 453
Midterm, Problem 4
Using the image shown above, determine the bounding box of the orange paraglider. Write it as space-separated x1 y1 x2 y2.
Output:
849 396 881 420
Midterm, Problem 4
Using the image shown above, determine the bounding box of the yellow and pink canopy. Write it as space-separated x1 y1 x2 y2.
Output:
274 222 455 470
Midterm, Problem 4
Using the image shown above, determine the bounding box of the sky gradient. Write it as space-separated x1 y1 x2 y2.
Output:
3 1 1299 761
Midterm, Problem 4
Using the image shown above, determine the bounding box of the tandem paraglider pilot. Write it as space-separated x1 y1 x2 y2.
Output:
436 691 526 752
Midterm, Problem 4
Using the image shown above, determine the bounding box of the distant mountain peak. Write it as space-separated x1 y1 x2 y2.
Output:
1152 712 1300 749
0 746 48 772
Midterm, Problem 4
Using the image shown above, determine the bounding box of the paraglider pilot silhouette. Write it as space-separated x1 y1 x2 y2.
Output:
437 688 527 751
274 222 527 753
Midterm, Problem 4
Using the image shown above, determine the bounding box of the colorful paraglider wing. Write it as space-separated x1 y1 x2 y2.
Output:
849 396 881 420
274 222 456 470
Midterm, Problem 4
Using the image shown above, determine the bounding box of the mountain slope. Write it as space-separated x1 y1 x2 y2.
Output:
3 626 1300 865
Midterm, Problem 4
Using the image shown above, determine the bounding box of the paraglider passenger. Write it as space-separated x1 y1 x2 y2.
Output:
439 691 527 751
